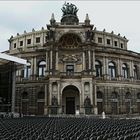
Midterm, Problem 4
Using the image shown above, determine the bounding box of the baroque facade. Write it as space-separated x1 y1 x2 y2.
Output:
8 3 140 115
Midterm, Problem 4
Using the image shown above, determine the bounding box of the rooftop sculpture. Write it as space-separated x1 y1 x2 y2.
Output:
61 2 78 16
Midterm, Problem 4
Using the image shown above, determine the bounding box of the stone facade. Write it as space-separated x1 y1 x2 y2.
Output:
8 3 140 115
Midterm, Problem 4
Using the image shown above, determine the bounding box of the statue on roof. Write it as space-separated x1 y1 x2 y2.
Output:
61 2 78 16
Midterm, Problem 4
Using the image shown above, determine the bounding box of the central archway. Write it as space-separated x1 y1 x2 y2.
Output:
62 85 80 114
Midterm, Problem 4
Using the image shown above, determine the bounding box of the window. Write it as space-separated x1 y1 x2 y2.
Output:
95 60 102 77
121 43 123 48
38 61 46 77
137 93 140 99
108 62 116 78
14 43 16 48
112 92 118 99
20 41 23 46
24 62 31 78
133 65 138 80
22 92 28 99
27 39 31 44
36 37 40 43
38 91 44 99
125 92 131 99
107 39 110 45
114 41 117 46
98 37 102 43
66 65 74 75
97 91 103 99
122 63 128 78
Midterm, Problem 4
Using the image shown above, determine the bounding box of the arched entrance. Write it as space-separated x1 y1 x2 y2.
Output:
62 85 80 114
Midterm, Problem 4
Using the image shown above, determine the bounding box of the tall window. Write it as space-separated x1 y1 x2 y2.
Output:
107 39 111 45
122 63 128 78
38 61 46 77
38 91 45 99
66 65 74 75
95 60 102 77
137 93 140 99
108 62 116 78
98 37 102 43
36 37 40 43
24 62 31 78
133 65 138 79
22 92 28 99
112 92 118 99
125 92 131 99
97 91 103 99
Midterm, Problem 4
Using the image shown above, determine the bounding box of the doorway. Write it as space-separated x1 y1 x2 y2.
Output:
66 97 75 114
62 85 80 114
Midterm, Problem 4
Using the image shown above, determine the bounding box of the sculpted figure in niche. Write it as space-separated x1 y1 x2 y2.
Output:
52 96 58 106
84 96 91 107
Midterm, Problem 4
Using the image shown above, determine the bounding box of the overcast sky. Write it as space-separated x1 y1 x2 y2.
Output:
0 1 140 53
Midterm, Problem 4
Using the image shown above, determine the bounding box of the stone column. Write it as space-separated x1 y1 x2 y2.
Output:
82 51 85 71
34 57 37 76
41 32 44 46
11 64 16 113
93 81 97 114
130 60 134 78
105 57 108 75
88 50 91 70
90 81 93 105
92 50 95 70
117 58 122 80
50 50 53 70
49 83 52 106
44 84 48 115
32 33 34 46
81 81 85 114
31 57 34 80
103 56 106 78
46 51 49 75
56 51 58 71
57 82 61 114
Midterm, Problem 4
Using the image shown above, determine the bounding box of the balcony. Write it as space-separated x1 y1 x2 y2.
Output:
60 72 81 78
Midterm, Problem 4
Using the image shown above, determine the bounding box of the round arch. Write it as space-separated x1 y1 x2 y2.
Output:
62 85 80 114
58 33 82 49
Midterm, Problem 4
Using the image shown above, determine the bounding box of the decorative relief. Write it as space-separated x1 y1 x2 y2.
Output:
59 54 81 63
58 33 81 48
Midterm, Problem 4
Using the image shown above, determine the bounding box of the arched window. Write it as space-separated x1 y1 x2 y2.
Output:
125 92 131 99
122 63 128 78
38 91 45 99
108 62 116 78
133 65 138 79
24 62 31 78
95 60 102 77
38 61 46 77
112 92 118 99
137 93 140 99
97 91 103 99
22 92 28 99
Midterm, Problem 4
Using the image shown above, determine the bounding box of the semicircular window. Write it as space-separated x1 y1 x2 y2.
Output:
58 33 81 48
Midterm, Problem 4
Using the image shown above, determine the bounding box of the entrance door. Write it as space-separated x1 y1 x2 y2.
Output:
37 102 44 115
66 97 75 114
97 102 103 114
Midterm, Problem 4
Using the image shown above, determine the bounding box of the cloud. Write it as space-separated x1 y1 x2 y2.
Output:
0 1 140 53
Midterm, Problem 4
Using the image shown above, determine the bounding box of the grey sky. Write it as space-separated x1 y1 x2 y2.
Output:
0 1 140 53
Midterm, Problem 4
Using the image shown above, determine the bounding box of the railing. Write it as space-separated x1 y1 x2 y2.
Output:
60 72 81 76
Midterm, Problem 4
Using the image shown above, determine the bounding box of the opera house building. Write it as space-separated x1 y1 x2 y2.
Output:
7 3 140 115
